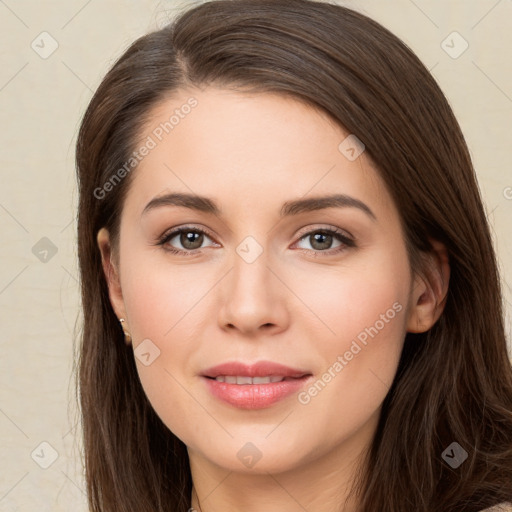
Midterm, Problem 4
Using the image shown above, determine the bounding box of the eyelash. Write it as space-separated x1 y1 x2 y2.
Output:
156 225 356 257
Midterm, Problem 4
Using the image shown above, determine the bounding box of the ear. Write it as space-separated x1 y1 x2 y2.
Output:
406 239 450 333
97 228 130 342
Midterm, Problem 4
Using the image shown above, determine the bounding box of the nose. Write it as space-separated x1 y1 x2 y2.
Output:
217 246 289 336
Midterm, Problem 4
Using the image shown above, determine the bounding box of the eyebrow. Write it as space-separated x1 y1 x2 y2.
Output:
142 192 376 221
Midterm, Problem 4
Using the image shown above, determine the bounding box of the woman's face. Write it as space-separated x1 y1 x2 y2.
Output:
100 87 421 475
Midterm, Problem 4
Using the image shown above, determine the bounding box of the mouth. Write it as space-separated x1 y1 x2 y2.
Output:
205 375 308 384
200 361 313 409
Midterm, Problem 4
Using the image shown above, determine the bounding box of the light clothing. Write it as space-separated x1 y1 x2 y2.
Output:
480 503 512 512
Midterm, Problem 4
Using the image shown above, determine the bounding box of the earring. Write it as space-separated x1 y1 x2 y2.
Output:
119 318 132 343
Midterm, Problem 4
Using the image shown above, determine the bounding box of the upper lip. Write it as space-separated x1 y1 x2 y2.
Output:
201 360 311 379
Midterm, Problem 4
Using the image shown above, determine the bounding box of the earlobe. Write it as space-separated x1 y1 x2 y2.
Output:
406 239 450 333
97 228 128 327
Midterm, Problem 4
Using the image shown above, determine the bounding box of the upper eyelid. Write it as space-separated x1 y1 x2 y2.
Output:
161 225 217 243
295 224 353 240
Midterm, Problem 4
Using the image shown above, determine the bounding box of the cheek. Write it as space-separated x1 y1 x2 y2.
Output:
119 258 216 446
290 244 410 350
118 251 224 424
120 253 213 342
291 249 409 438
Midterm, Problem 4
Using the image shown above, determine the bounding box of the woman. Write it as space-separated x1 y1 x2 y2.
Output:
75 0 512 510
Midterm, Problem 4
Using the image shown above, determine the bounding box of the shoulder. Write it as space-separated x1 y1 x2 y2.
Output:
479 504 512 512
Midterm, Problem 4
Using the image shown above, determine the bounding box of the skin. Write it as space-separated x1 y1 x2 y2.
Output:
97 87 449 511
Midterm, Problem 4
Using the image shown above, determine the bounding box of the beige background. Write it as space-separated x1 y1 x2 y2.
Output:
0 0 511 510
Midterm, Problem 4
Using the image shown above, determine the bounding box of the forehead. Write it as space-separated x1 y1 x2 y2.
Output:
124 87 394 222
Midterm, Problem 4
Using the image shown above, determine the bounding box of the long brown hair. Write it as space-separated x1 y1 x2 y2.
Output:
75 1 512 510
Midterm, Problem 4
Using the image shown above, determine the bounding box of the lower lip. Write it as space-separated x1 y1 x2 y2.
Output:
202 376 312 409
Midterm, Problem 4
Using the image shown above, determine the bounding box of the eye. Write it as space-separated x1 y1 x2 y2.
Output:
156 225 356 257
293 227 355 256
157 226 218 255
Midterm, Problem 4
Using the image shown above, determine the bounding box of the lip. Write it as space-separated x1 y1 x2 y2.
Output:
201 360 310 379
201 360 313 409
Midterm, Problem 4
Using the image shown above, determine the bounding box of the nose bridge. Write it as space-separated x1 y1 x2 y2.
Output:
217 232 287 333
230 233 272 299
